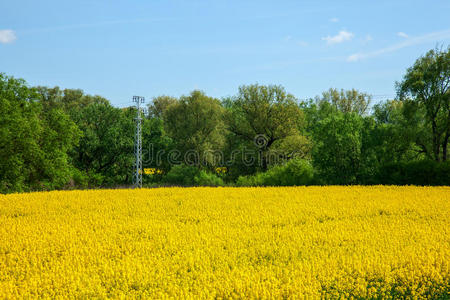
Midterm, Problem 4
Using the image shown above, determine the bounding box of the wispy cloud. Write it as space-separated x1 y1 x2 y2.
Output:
347 29 450 62
397 32 408 38
0 29 16 44
364 35 373 42
329 17 339 23
322 30 354 45
17 10 329 35
283 35 308 47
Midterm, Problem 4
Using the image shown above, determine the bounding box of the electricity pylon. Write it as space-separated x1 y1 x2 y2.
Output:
133 96 145 188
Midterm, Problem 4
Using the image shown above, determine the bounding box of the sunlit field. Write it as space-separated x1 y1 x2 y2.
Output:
0 187 449 298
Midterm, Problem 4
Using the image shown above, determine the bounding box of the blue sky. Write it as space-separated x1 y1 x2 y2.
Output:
1 0 449 107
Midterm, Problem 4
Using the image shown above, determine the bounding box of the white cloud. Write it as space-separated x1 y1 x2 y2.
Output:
329 17 339 23
322 30 354 45
0 29 16 44
347 53 364 62
364 35 373 42
296 40 308 47
397 32 408 38
347 29 450 62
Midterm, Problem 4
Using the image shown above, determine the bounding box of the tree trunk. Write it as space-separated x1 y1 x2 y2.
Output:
443 129 449 162
260 138 275 171
432 119 440 162
443 109 450 161
259 149 268 171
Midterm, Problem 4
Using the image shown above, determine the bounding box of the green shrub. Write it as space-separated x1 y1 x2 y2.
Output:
162 165 224 186
235 174 259 187
71 168 89 189
162 164 200 186
194 170 225 186
377 160 450 185
236 159 314 186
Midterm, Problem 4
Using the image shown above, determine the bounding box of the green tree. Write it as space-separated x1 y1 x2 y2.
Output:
163 90 224 167
141 114 174 181
268 135 312 163
71 102 134 186
312 112 364 184
225 84 305 170
320 88 372 115
36 87 109 115
0 74 80 192
372 100 428 162
397 47 450 161
148 95 178 119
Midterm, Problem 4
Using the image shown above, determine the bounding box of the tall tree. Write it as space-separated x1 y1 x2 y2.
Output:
225 84 305 170
141 114 174 177
163 90 224 167
37 87 109 118
71 102 134 186
148 95 178 119
312 112 364 184
397 47 450 161
371 100 423 163
320 88 372 115
0 74 80 192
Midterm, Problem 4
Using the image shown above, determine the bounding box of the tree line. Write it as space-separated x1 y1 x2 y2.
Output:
0 47 449 193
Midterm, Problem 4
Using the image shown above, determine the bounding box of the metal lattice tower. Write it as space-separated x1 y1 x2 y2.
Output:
133 96 145 188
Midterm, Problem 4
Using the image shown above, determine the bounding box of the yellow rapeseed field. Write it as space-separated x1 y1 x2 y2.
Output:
0 186 449 298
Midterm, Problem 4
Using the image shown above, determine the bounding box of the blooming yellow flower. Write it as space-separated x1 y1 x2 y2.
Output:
0 186 448 298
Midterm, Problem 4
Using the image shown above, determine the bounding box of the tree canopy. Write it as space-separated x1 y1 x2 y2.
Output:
397 47 450 161
0 47 449 192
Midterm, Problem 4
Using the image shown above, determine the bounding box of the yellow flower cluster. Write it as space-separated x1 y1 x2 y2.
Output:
143 168 163 175
215 167 227 175
0 186 449 298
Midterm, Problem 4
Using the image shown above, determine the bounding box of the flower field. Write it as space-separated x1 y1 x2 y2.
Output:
0 186 449 298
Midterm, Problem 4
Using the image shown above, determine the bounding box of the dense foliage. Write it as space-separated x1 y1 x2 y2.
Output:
0 47 449 192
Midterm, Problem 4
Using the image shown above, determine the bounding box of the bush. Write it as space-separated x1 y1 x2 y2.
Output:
236 159 314 186
162 164 200 186
235 174 261 187
377 160 450 185
70 168 89 189
162 165 224 186
194 170 225 186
